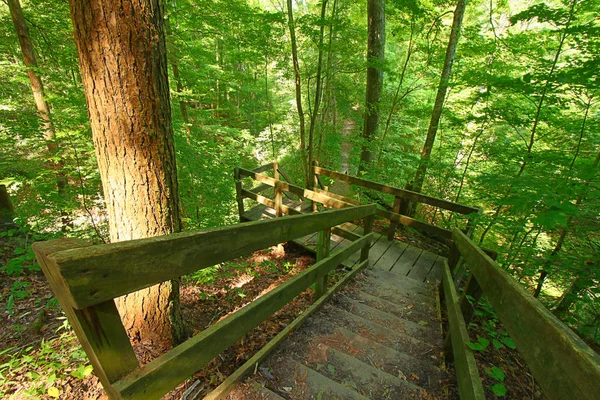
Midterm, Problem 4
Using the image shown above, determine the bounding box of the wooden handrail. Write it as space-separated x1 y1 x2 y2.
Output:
39 204 376 309
33 204 377 400
251 163 275 174
113 233 374 399
451 228 600 400
314 166 480 215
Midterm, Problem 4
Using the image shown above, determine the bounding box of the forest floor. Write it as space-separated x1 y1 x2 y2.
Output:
0 224 562 400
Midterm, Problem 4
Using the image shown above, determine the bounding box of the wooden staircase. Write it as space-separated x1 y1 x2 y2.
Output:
225 267 445 399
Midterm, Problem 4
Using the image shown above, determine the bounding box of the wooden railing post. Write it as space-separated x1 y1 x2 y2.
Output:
234 167 245 222
274 181 283 217
311 160 319 212
360 214 375 263
314 227 332 300
458 250 497 325
32 239 139 399
387 196 401 240
273 162 279 180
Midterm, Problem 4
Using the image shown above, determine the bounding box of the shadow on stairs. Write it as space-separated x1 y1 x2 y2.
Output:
224 267 447 399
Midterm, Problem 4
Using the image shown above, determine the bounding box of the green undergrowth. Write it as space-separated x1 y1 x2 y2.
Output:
0 320 92 399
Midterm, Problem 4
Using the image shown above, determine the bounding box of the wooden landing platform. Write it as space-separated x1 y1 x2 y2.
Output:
242 204 444 283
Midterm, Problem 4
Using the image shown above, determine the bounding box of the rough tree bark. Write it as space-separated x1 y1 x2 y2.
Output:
8 0 67 196
68 0 187 344
359 0 385 172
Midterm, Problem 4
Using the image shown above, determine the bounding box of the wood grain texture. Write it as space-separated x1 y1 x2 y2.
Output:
49 204 377 308
203 259 369 400
314 166 479 214
112 234 373 399
32 239 138 398
453 228 600 400
442 260 485 400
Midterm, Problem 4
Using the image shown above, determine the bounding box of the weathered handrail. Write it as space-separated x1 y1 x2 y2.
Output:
312 166 480 240
32 204 377 400
445 228 600 400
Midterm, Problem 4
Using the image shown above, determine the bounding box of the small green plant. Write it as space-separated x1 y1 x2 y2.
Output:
5 280 30 315
485 366 507 396
260 259 279 274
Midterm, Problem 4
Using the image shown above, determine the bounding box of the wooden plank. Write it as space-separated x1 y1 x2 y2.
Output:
389 245 422 275
315 229 332 299
32 240 139 399
372 240 407 271
234 167 245 222
428 256 445 282
112 234 374 400
453 228 600 400
388 196 401 240
442 260 485 400
49 204 377 309
360 214 375 263
238 168 354 210
314 166 479 215
377 208 453 240
312 187 361 206
407 250 437 283
204 259 369 400
252 163 275 174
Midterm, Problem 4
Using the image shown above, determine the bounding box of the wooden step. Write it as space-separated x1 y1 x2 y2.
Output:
297 346 421 399
345 289 439 326
325 304 439 359
334 296 441 346
320 326 445 391
268 358 370 400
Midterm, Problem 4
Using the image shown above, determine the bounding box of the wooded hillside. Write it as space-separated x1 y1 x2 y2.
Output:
0 0 598 397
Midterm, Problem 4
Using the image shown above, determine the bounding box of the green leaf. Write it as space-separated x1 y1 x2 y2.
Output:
501 337 517 349
491 383 507 397
327 364 336 376
486 366 505 382
466 337 490 351
492 339 503 349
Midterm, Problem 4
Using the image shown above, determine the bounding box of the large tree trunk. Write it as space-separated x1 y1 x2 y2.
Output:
7 0 67 196
359 0 385 172
286 0 308 182
406 0 466 205
68 0 187 345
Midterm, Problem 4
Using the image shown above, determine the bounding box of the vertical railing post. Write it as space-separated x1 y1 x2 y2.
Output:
314 227 332 300
32 240 139 399
360 214 375 263
273 162 279 180
274 181 283 217
387 195 401 240
311 160 319 212
234 167 245 222
457 249 497 325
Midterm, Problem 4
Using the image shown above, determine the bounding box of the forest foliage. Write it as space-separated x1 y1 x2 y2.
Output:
0 0 598 372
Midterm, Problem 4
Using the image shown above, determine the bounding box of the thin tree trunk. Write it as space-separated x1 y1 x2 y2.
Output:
286 0 307 180
478 0 577 244
533 95 592 298
377 16 414 164
8 0 67 196
307 0 328 184
68 0 188 345
317 0 338 160
164 12 191 135
406 0 466 202
359 0 385 172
